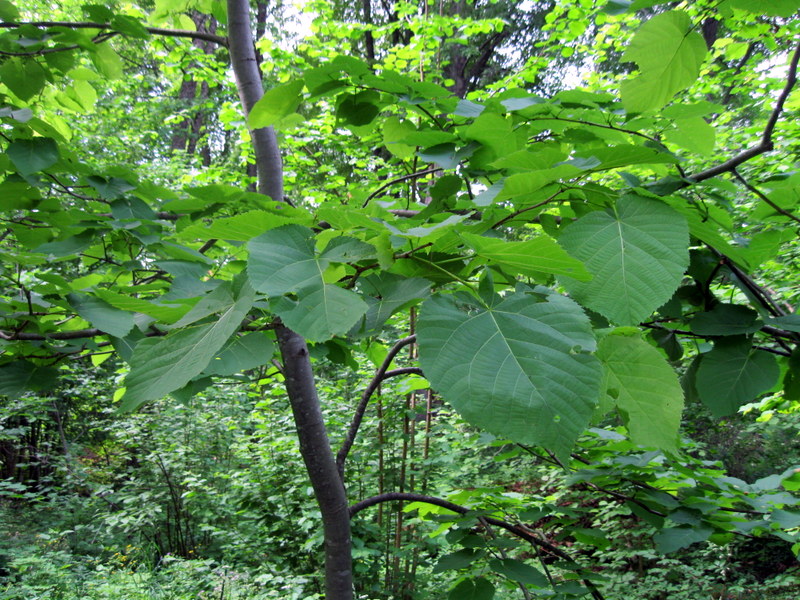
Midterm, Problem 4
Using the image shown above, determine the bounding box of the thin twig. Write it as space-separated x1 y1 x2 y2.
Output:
362 168 442 208
732 169 800 224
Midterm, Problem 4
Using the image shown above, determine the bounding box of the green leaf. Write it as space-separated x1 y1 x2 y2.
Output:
7 138 60 176
91 42 124 79
461 232 591 281
418 290 602 459
319 236 376 262
247 80 304 129
558 196 689 325
120 280 256 411
575 144 679 170
696 338 780 416
463 112 514 155
489 558 548 586
0 1 20 20
0 361 57 398
272 284 368 342
720 0 800 17
203 332 275 376
654 525 713 553
382 117 416 158
690 304 763 336
448 577 495 600
434 549 483 573
356 273 431 335
664 117 715 155
597 332 683 452
0 58 46 101
179 210 292 242
247 225 324 295
336 90 380 126
94 289 191 323
620 11 707 112
771 509 800 529
67 293 135 338
764 314 800 333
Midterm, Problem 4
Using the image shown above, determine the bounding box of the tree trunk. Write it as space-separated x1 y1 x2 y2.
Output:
225 1 353 598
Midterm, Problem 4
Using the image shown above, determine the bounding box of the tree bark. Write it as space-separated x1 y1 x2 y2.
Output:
277 326 353 599
225 2 353 598
226 0 284 202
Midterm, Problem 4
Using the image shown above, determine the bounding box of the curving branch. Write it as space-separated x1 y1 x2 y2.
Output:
336 335 418 476
361 168 442 208
0 20 228 46
686 41 800 184
350 492 605 600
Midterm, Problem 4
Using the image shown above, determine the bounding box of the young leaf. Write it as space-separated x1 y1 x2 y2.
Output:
247 80 304 129
418 290 602 459
461 232 591 281
557 196 689 326
597 331 683 452
620 11 707 112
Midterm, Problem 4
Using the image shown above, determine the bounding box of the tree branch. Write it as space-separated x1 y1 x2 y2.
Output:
362 168 442 208
350 492 606 600
732 169 800 224
0 20 228 46
336 335 418 476
687 41 800 184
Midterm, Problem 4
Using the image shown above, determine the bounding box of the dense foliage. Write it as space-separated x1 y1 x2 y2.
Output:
1 0 800 598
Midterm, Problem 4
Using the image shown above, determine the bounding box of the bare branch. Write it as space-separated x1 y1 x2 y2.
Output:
687 41 800 184
350 492 606 600
336 335 418 475
0 20 228 46
732 169 800 224
362 168 442 208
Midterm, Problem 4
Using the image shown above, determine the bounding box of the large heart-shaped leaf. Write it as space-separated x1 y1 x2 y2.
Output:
557 196 689 325
7 138 60 176
597 331 683 452
418 289 602 458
